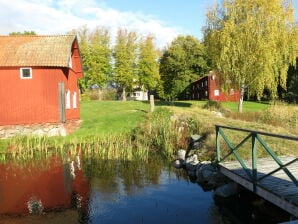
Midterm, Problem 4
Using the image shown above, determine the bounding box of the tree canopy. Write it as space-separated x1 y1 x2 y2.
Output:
137 35 160 91
71 26 112 92
204 0 297 112
113 29 138 101
159 35 209 100
9 31 36 36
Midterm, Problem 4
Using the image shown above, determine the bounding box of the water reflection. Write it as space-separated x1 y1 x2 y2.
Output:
0 155 89 218
2 153 288 223
0 154 197 223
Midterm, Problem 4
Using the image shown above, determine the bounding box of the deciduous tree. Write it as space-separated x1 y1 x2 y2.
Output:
204 0 296 112
159 35 209 100
9 31 36 35
114 29 138 101
72 26 112 92
137 35 160 92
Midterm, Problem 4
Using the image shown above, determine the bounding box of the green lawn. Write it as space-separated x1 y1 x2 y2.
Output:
222 101 269 112
68 100 150 137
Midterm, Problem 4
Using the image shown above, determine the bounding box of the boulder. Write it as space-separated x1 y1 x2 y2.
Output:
214 182 239 198
173 159 184 169
196 163 217 184
185 154 199 171
189 134 203 149
177 149 186 160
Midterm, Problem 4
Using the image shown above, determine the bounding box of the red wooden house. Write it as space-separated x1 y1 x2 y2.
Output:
189 71 240 102
0 35 83 132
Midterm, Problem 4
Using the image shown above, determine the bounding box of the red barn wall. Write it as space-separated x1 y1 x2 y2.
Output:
0 67 80 125
189 74 240 102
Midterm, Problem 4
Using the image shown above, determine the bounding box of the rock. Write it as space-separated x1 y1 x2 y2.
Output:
188 134 203 150
214 182 239 198
196 163 217 184
185 154 199 171
190 134 202 143
173 159 184 169
207 172 229 188
211 111 223 118
177 149 186 160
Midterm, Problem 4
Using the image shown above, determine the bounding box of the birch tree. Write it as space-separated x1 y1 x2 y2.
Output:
204 0 296 112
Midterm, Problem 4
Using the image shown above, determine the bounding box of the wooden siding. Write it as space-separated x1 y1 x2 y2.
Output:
0 36 83 125
189 73 240 102
0 67 80 125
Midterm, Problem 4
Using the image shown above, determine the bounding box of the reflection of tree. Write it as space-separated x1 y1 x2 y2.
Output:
82 155 184 197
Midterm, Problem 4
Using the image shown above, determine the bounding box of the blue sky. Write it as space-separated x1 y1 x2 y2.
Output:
0 0 297 49
98 0 213 38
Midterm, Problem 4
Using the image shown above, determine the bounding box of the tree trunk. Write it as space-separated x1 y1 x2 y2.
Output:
122 87 126 101
238 84 245 113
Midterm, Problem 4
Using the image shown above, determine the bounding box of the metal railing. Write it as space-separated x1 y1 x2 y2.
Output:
215 125 298 188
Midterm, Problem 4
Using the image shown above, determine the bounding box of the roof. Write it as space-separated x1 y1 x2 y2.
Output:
0 35 77 67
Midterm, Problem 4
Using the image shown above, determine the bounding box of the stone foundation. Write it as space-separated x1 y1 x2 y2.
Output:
0 120 82 139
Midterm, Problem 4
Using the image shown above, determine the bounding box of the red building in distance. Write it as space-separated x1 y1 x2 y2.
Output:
189 71 240 102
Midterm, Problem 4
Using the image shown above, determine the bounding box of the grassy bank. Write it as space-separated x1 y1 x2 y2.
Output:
1 100 297 160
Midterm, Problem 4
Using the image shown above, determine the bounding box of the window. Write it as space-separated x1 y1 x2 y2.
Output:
20 68 32 79
205 91 208 96
73 92 77 109
66 90 71 109
205 81 207 86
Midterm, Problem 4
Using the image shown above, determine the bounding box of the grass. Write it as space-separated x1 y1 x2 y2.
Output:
222 101 270 112
68 100 149 137
0 100 297 160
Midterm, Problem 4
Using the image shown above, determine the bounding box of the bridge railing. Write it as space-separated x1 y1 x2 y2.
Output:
215 125 298 187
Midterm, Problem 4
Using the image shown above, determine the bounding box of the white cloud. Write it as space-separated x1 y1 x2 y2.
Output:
0 0 182 48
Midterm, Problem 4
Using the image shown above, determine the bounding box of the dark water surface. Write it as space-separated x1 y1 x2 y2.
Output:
0 154 292 224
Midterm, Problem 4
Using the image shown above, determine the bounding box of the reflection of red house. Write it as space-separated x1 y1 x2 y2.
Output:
189 71 240 102
0 35 83 125
0 155 89 216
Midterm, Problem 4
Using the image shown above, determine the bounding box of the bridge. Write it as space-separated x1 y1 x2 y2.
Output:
215 125 298 218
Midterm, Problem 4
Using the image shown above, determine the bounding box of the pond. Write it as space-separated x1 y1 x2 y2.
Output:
0 154 292 224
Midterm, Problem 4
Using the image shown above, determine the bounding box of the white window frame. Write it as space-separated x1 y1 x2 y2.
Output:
66 90 71 109
214 89 219 96
73 92 77 109
20 68 32 79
